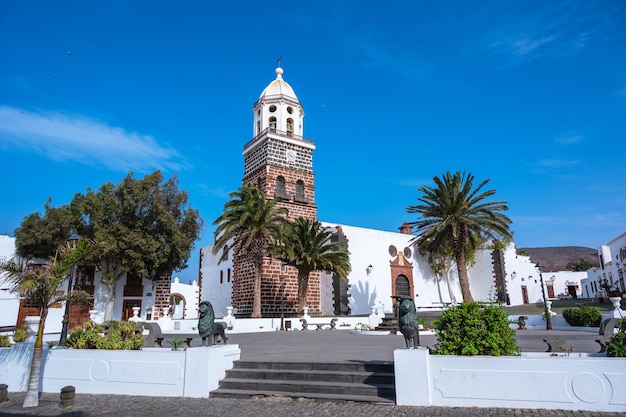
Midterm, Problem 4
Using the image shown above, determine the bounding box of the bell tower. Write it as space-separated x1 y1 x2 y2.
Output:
242 66 317 221
233 65 320 317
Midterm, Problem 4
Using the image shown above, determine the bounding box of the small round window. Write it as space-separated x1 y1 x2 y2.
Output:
403 247 412 258
287 106 293 114
269 105 277 112
388 245 397 257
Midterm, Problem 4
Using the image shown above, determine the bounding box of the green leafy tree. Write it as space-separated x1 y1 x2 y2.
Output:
0 240 92 407
73 171 203 320
14 199 74 259
212 185 287 318
566 258 598 272
407 171 512 302
272 218 351 315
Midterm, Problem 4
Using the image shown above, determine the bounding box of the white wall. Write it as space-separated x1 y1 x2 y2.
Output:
170 277 200 319
0 235 19 328
583 231 626 298
395 347 626 412
199 243 233 318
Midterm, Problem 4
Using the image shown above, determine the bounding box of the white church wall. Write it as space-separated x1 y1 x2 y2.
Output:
324 223 412 315
199 244 233 318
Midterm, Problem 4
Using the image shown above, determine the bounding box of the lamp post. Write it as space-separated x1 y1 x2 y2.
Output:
59 233 81 344
536 262 552 330
279 261 286 331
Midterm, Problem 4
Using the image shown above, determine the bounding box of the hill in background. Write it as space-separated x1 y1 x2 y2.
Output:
517 246 599 272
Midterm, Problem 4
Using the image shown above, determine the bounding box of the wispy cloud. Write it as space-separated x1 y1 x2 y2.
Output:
555 132 584 145
0 106 187 173
536 158 580 169
505 34 557 56
487 2 622 65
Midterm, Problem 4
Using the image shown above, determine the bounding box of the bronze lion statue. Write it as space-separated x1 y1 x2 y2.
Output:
397 296 420 349
198 301 228 346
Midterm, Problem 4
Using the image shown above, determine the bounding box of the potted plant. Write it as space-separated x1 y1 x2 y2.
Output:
600 281 622 298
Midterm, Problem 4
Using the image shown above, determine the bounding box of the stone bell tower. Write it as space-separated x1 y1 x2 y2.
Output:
232 65 321 317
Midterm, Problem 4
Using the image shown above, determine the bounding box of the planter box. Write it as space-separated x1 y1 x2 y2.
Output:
0 343 240 398
395 347 626 412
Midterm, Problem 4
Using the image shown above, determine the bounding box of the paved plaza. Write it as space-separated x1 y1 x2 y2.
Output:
1 329 623 417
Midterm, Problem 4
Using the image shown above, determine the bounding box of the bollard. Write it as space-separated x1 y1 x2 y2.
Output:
59 385 75 408
0 383 7 403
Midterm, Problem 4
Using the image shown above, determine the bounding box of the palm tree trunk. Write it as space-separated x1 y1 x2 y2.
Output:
297 272 309 316
23 308 48 407
251 256 263 318
453 227 473 303
454 249 473 303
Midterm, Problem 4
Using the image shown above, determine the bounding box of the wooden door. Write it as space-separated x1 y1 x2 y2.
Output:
547 284 555 299
521 286 529 304
122 299 142 321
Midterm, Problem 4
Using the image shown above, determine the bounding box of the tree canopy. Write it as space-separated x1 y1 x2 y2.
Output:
13 171 203 319
212 185 287 317
407 171 512 303
272 218 351 314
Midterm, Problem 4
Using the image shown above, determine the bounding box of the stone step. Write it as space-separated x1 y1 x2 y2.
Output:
226 367 395 384
210 361 396 403
216 377 395 398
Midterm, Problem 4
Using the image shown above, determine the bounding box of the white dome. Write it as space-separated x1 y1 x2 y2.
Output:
259 67 298 100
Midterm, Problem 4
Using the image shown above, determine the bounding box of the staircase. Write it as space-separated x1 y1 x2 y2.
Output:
375 313 399 333
210 360 395 403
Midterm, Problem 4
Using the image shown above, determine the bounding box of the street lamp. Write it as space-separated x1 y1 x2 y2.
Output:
535 262 552 330
279 261 286 331
59 233 81 344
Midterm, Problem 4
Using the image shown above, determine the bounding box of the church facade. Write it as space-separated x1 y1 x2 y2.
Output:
199 67 562 318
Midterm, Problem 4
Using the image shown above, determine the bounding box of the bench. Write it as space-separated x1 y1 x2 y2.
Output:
516 333 607 353
516 319 621 353
300 318 338 330
0 326 16 334
139 321 227 348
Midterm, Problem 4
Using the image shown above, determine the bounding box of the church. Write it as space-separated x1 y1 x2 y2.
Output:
198 66 568 319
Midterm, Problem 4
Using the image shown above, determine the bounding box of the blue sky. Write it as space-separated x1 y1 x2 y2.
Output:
1 1 625 283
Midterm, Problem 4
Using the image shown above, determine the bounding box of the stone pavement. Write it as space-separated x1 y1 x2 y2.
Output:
2 392 625 417
1 329 621 417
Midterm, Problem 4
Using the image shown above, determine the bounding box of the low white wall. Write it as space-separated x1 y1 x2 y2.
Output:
0 342 240 398
395 347 626 412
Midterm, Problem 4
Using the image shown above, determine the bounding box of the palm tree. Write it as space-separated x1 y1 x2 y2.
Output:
0 240 90 407
273 218 351 315
407 171 512 303
212 185 287 318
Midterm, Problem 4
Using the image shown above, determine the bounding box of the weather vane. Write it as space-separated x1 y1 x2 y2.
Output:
277 56 282 68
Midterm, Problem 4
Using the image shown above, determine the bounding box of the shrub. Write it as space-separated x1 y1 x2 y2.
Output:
562 306 601 327
64 320 143 350
12 324 29 343
607 319 626 358
431 302 520 356
0 335 10 347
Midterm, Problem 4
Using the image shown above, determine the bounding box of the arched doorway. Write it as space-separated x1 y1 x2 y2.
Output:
170 294 186 319
395 274 411 297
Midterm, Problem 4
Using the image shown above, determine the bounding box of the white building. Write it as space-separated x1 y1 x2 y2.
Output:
169 277 200 319
197 66 586 317
0 234 173 333
582 231 626 299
